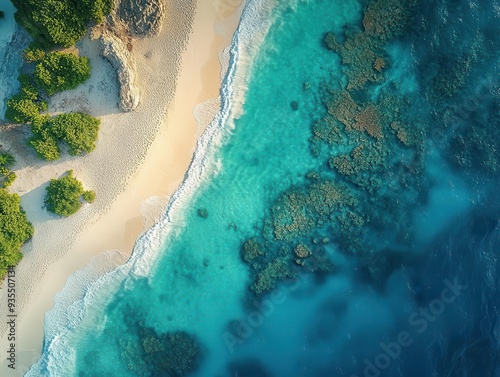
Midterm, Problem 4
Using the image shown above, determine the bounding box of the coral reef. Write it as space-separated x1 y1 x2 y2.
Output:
240 0 433 300
325 30 385 90
116 317 203 377
241 239 264 264
325 0 415 90
197 208 208 218
362 0 415 41
448 103 500 173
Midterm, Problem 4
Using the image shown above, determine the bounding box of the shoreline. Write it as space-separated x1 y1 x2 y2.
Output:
0 0 244 374
26 0 279 373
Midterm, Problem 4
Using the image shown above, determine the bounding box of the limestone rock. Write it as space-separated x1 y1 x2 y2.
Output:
99 31 140 112
118 0 165 37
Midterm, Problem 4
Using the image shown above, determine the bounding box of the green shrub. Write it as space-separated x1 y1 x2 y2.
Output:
1 172 17 188
5 74 46 124
0 152 15 168
34 52 91 95
11 0 113 47
29 134 61 161
45 170 93 217
82 190 95 203
5 94 43 124
83 0 114 24
0 189 34 279
0 10 5 19
28 112 100 160
17 74 40 100
28 115 60 160
50 113 100 155
23 46 46 63
0 152 16 189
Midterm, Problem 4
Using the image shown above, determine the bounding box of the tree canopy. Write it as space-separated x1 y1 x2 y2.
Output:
45 170 95 217
29 113 100 160
11 0 113 47
0 189 34 279
5 74 47 124
50 113 100 155
0 152 17 189
34 52 91 95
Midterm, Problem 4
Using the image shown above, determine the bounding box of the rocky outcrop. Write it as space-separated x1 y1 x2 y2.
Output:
99 31 140 112
117 0 165 37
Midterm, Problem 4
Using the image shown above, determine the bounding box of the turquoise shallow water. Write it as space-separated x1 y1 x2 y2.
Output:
29 0 500 376
68 1 362 375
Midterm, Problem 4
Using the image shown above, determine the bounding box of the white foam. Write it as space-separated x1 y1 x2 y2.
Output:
26 0 279 375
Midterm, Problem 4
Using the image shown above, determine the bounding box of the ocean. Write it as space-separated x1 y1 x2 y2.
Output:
28 0 500 376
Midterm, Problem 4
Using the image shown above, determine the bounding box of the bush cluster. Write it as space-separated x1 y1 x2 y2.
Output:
34 52 91 95
23 43 46 63
44 170 95 217
11 0 113 47
0 189 34 279
0 152 17 189
30 113 100 160
5 74 47 124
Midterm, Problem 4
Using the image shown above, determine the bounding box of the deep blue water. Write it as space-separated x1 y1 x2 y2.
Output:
29 0 500 376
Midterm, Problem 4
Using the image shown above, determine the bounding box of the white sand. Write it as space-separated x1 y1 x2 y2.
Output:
0 0 243 374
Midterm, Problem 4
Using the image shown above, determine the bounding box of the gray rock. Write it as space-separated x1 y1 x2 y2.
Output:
118 0 165 37
99 31 140 112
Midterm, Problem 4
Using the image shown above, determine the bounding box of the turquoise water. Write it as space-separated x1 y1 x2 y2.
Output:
29 0 500 376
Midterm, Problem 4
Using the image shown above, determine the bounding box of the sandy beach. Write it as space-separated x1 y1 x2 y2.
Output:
0 0 243 374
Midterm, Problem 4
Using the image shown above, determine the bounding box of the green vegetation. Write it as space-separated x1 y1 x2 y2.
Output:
5 74 47 124
0 0 107 281
44 170 94 217
23 43 46 63
0 10 4 19
5 53 97 161
11 0 113 47
29 113 100 160
34 52 91 95
0 152 16 189
50 113 100 155
82 190 96 203
0 189 34 279
0 153 15 168
5 95 44 124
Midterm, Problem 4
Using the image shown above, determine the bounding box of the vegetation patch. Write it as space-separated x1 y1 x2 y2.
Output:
5 74 47 124
30 113 100 160
34 52 91 95
0 152 17 189
44 170 95 217
11 0 113 47
0 189 34 279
